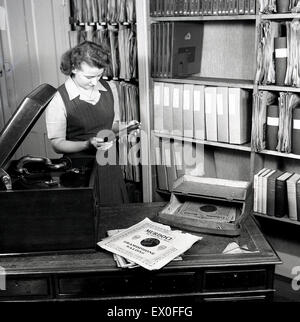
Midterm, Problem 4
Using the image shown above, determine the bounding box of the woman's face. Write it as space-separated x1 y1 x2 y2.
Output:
72 61 104 90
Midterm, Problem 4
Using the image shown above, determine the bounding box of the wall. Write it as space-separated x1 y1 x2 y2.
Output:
0 0 70 158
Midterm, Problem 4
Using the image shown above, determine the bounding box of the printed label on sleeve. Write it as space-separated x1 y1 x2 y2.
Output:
267 117 279 126
275 48 288 58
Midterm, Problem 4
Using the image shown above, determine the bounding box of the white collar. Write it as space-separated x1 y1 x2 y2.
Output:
65 76 107 101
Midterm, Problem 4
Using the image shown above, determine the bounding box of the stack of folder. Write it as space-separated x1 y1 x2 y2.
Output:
255 21 283 85
70 0 135 25
256 20 300 88
284 20 300 87
252 91 300 154
149 0 256 16
154 82 252 145
151 22 203 78
276 92 300 153
254 168 300 221
69 23 137 81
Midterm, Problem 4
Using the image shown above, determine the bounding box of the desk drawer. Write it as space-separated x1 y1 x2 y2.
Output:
57 271 197 298
203 269 267 292
0 277 50 299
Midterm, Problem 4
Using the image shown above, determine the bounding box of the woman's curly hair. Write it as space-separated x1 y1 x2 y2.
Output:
60 41 111 75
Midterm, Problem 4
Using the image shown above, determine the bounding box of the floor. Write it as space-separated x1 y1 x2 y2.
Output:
273 275 300 302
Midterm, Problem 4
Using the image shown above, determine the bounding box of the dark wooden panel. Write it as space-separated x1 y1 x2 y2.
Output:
0 277 50 298
203 268 268 292
57 271 197 298
0 188 95 253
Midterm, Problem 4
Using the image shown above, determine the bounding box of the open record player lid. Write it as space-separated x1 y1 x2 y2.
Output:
0 83 57 170
172 175 251 202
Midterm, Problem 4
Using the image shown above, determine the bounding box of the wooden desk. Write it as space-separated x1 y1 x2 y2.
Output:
0 203 281 302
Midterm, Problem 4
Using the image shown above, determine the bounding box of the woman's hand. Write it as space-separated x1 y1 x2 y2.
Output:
88 137 114 151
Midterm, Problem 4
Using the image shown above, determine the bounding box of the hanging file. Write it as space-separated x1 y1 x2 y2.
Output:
228 88 251 145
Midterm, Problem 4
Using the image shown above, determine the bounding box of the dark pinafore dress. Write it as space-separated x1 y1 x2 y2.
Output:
58 79 128 204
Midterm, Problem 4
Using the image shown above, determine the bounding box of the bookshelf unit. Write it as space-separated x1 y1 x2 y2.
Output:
136 0 300 277
146 2 257 200
67 0 143 202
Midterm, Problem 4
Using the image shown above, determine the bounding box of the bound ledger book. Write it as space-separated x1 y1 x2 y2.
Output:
266 170 283 217
151 22 203 78
266 104 279 151
287 173 300 221
275 172 293 218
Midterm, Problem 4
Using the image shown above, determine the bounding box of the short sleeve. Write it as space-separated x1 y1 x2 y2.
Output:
45 92 67 140
108 80 120 123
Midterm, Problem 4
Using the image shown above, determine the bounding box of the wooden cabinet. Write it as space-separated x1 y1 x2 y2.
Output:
0 203 280 302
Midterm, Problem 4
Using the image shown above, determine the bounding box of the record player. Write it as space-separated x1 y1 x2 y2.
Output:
156 175 252 236
0 84 96 255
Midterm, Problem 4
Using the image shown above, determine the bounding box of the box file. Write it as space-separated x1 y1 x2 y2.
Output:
228 88 251 145
163 83 173 134
183 84 194 138
287 173 300 221
172 83 184 136
205 87 218 142
193 85 206 140
154 138 168 191
154 82 164 133
217 87 229 143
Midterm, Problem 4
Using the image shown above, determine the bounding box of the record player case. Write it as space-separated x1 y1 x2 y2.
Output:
0 84 96 255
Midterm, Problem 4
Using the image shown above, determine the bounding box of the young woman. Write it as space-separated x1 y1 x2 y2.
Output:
46 41 129 204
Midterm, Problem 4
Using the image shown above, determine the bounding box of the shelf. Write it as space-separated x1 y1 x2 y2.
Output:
258 149 300 159
254 212 300 226
154 132 252 152
153 77 254 89
260 13 300 20
258 85 300 92
151 15 257 22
